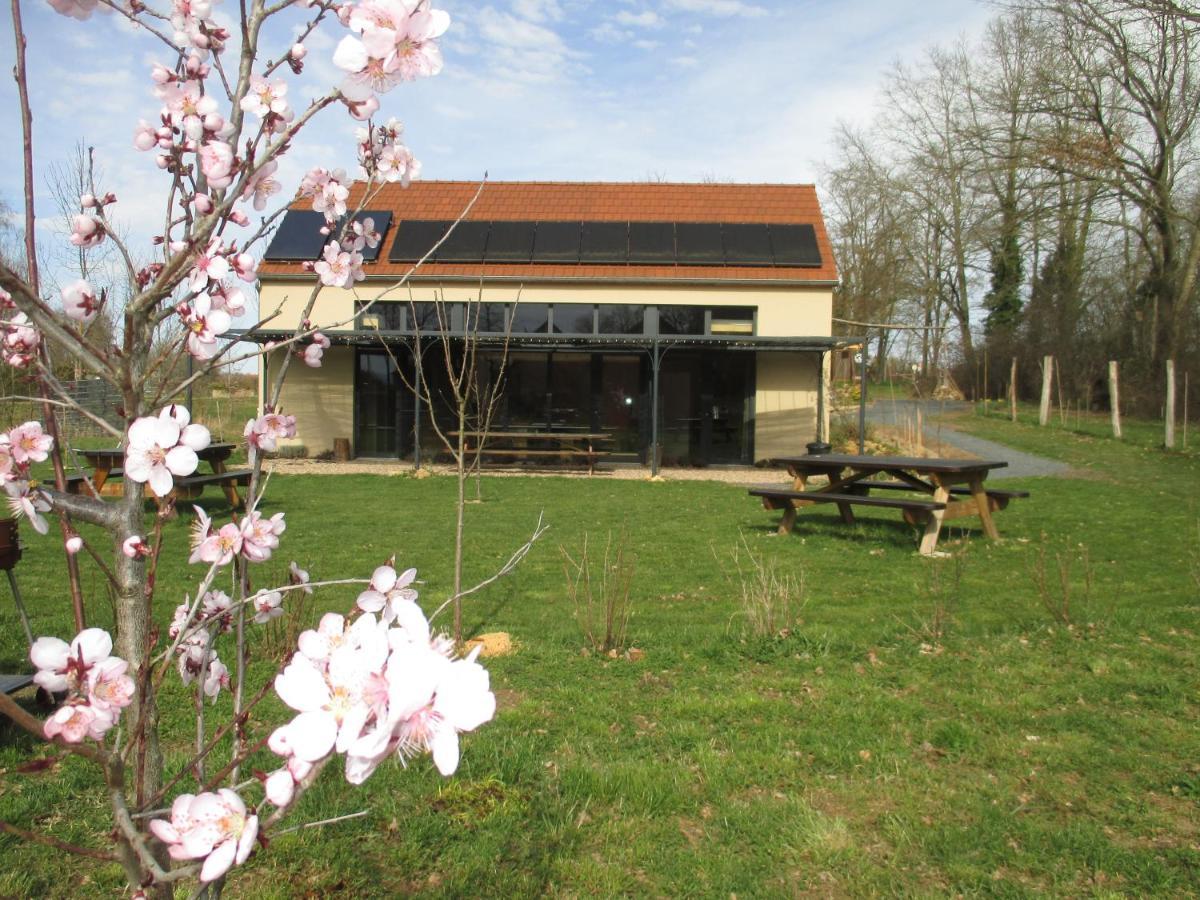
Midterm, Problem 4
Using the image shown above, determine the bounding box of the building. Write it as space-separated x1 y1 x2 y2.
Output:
253 180 845 467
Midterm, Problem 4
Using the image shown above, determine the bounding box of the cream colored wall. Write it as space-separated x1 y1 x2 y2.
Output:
754 352 826 461
266 346 355 455
258 279 833 338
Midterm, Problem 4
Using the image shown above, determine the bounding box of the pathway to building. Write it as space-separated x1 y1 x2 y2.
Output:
861 399 1070 480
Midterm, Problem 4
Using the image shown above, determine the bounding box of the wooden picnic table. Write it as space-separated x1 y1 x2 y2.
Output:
752 453 1025 556
450 430 612 475
70 442 249 508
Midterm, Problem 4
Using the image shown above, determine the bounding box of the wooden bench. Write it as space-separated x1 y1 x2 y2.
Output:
64 469 123 496
174 469 252 508
0 673 33 696
455 431 612 475
472 447 611 472
847 481 1029 522
749 487 947 533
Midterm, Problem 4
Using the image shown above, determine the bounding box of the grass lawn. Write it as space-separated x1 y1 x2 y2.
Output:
0 415 1197 896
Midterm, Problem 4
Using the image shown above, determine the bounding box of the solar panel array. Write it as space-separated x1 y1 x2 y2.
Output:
264 210 393 261
267 212 822 268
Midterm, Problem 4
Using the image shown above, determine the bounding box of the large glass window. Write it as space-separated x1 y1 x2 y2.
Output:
510 303 550 333
599 304 645 334
357 302 403 331
473 303 511 333
710 306 755 335
658 306 705 335
502 353 549 426
409 302 445 332
556 304 595 334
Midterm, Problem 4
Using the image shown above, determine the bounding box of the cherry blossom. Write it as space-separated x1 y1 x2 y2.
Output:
244 410 297 453
46 0 100 20
8 421 53 464
65 535 83 555
241 160 281 211
5 481 51 534
30 627 114 693
190 239 230 292
183 306 233 360
251 589 284 624
239 75 289 119
2 311 40 368
122 535 151 559
149 789 258 882
87 657 135 713
198 141 236 190
189 507 243 566
69 214 104 248
313 241 358 289
239 510 286 562
44 703 113 742
302 332 331 367
61 279 100 323
289 561 313 594
124 405 211 497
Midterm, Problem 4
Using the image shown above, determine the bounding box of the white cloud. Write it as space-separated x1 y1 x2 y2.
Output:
665 0 767 17
590 22 632 43
670 55 699 68
614 9 663 28
633 39 662 50
512 0 564 23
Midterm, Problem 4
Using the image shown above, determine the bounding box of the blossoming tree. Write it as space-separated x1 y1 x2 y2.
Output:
0 0 518 894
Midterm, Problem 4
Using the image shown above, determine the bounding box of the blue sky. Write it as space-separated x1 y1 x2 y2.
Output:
0 0 996 270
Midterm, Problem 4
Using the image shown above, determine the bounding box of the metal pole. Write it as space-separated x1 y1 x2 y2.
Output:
413 341 423 469
858 344 868 455
6 569 33 648
650 340 661 477
815 351 826 443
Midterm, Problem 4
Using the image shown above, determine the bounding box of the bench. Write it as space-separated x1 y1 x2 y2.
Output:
847 481 1030 522
174 469 252 508
471 447 611 472
0 673 34 696
749 487 946 533
64 469 123 496
855 480 1030 502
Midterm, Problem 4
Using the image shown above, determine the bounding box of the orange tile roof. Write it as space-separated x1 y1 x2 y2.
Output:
258 180 838 284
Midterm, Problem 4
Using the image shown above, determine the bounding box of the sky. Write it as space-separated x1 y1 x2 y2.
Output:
0 0 998 279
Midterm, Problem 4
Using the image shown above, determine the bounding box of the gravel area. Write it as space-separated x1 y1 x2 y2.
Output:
265 457 793 485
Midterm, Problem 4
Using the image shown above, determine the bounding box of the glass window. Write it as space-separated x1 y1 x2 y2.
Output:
357 302 403 331
658 306 705 335
473 303 511 333
598 304 645 334
510 303 549 333
502 353 549 427
710 306 755 335
555 305 594 334
408 302 446 332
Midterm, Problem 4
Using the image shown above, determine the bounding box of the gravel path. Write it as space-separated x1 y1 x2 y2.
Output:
862 399 1070 480
265 400 1065 484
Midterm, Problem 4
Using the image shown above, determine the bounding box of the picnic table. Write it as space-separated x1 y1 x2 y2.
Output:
750 453 1027 556
67 442 250 508
450 430 612 475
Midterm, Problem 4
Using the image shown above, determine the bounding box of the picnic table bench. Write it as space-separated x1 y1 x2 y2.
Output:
451 431 612 475
753 454 1027 556
65 443 250 508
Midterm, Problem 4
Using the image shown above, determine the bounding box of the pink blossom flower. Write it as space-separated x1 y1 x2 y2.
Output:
313 241 356 289
192 192 215 215
239 510 286 562
65 535 83 555
69 214 104 248
231 252 258 282
242 159 280 211
44 702 113 742
251 589 283 624
289 560 313 594
5 481 50 534
239 75 289 119
264 768 295 807
122 535 151 559
149 789 258 882
125 407 209 497
189 508 243 566
356 563 420 626
31 627 114 692
2 312 40 368
183 307 233 360
198 141 236 190
46 0 99 20
61 279 100 323
203 656 230 700
209 282 246 316
87 657 134 712
290 42 307 61
201 589 234 632
190 239 230 292
8 421 53 464
244 410 297 453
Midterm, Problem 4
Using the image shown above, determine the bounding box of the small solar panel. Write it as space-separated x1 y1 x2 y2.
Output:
769 224 822 266
674 223 725 266
722 223 774 265
388 220 451 263
485 221 536 262
435 221 491 262
532 221 582 263
628 222 675 265
263 210 328 261
347 210 392 261
580 221 627 263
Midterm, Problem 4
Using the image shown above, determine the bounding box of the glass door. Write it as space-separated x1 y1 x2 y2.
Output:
355 349 410 458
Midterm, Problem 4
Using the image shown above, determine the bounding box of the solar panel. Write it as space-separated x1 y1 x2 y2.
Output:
722 223 773 265
263 210 328 261
674 222 725 266
580 221 627 263
388 220 451 262
627 222 675 264
435 221 491 262
769 224 822 267
346 210 392 261
532 221 582 263
485 221 536 262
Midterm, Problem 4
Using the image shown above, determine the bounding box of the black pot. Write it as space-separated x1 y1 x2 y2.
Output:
805 441 832 456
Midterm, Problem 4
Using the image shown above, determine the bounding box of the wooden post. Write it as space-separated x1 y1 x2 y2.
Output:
1183 372 1189 450
1010 357 1018 423
1039 355 1053 426
916 406 924 455
1108 361 1121 439
1055 361 1066 426
1165 359 1176 449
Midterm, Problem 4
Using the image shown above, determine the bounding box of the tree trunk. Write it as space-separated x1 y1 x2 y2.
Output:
1039 356 1053 426
1108 360 1122 439
1165 359 1176 449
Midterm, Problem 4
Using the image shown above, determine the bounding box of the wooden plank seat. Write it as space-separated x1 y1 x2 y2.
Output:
0 673 34 695
856 481 1030 501
749 487 947 534
175 469 252 488
64 469 123 495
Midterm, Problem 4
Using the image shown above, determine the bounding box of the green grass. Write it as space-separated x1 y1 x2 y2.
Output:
1 414 1198 897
